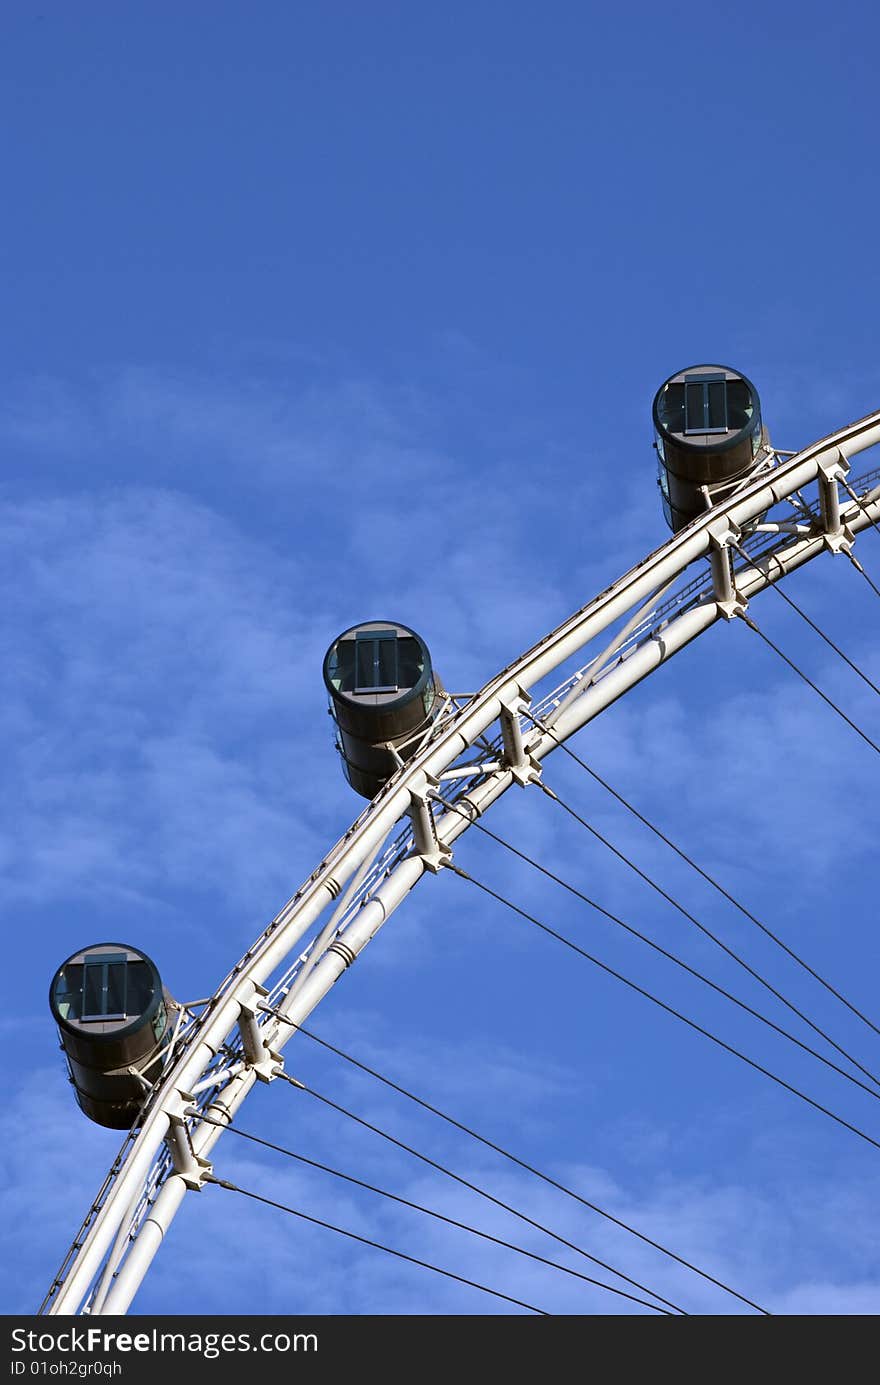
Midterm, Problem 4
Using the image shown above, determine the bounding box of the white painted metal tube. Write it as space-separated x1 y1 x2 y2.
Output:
101 1176 189 1313
287 841 383 999
89 1184 145 1316
547 576 679 727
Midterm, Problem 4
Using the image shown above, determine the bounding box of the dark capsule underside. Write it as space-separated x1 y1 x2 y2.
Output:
323 621 441 798
653 365 765 531
50 943 173 1129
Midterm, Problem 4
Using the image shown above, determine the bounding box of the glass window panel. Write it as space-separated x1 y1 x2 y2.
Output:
356 639 374 689
340 642 356 689
55 963 83 1000
329 641 356 692
354 632 399 691
707 380 727 430
685 381 705 432
396 636 423 688
751 416 763 456
659 383 685 433
377 638 398 689
83 963 104 1018
54 963 84 1019
105 962 127 1016
726 379 752 431
125 961 154 1015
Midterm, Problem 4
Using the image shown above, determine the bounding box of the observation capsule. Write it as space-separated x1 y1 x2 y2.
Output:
49 943 175 1129
653 365 767 531
323 621 442 799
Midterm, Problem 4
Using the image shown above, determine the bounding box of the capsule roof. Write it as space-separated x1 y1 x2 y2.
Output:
653 364 761 455
49 943 162 1040
323 621 433 713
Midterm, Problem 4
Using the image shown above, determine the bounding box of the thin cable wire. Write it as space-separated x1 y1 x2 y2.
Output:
205 1174 550 1315
194 1109 675 1314
741 614 880 758
524 779 880 1091
523 710 880 1045
842 479 880 543
268 1069 689 1315
733 543 880 701
831 477 880 597
448 863 880 1155
438 798 880 1102
848 552 880 604
260 1005 769 1315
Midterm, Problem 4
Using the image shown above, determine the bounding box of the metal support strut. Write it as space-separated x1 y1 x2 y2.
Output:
707 517 746 620
237 982 283 1083
408 776 451 873
817 452 853 554
500 691 541 786
164 1109 212 1191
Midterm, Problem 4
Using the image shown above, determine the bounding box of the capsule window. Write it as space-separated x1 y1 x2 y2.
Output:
82 953 129 1020
684 374 728 434
726 378 754 432
52 953 155 1024
354 630 399 693
657 383 685 434
125 961 155 1015
53 963 84 1021
396 636 425 688
326 640 355 693
751 414 763 457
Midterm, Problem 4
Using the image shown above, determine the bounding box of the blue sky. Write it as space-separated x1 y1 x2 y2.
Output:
3 1 880 1315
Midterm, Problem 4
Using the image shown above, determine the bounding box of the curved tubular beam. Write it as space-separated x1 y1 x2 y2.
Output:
45 409 880 1315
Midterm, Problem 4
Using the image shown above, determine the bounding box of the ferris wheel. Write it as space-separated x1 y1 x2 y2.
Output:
41 367 880 1316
